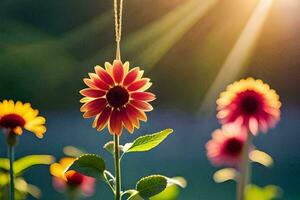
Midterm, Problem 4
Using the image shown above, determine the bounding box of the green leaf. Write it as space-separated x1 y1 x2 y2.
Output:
0 158 9 171
150 185 179 200
124 129 173 153
0 155 54 175
125 190 144 200
68 154 106 179
246 184 281 200
14 155 55 175
0 173 9 186
103 141 124 155
136 175 168 198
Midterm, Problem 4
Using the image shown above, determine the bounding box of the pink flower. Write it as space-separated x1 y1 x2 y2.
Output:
206 125 247 167
217 78 281 135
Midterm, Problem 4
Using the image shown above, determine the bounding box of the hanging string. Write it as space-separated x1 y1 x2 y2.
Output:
114 0 124 60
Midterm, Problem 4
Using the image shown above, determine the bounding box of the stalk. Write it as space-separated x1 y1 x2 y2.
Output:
237 133 252 200
8 145 15 200
114 135 121 200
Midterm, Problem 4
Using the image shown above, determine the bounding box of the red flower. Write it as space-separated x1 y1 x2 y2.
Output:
206 125 248 167
80 60 155 135
217 78 281 135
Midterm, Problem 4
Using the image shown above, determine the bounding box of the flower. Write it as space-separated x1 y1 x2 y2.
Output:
50 157 95 196
0 100 46 138
206 125 247 167
80 60 155 135
216 78 281 135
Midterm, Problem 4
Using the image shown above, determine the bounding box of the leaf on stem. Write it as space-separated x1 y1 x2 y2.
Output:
0 155 55 175
123 129 173 153
14 155 55 175
103 141 124 155
67 154 106 180
136 175 168 198
246 184 281 200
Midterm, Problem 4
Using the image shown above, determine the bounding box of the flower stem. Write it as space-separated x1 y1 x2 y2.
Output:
237 133 252 200
114 135 121 200
66 189 79 200
8 145 15 200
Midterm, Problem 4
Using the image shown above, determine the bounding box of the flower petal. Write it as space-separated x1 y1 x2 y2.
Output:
125 105 140 128
83 78 97 89
130 100 153 111
127 78 150 91
81 99 107 118
131 92 156 102
112 60 124 84
80 89 106 98
96 107 112 131
127 104 147 122
105 62 113 75
120 107 134 133
123 67 139 86
95 66 114 85
88 73 110 91
108 109 123 135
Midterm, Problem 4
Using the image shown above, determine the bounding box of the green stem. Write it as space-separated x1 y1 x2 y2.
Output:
114 135 121 200
66 187 80 200
8 145 15 200
237 133 252 200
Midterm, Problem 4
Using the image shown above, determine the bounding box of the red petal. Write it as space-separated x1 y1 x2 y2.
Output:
80 89 106 98
80 98 107 112
120 107 134 133
95 66 115 85
109 109 123 135
130 100 153 111
123 68 139 86
127 78 150 91
131 92 156 102
125 105 140 128
93 78 110 91
112 60 124 84
96 107 112 131
83 78 97 89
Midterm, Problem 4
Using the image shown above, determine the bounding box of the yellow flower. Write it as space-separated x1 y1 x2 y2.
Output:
50 157 76 181
0 100 46 138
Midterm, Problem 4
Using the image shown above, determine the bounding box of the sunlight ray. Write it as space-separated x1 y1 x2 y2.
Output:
85 0 219 68
135 0 219 69
199 0 274 114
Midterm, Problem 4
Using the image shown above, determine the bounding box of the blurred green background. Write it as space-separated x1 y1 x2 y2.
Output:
0 0 300 199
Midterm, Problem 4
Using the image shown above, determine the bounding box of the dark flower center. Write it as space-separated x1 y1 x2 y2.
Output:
240 92 260 114
0 114 26 129
66 171 84 186
224 138 243 156
106 86 129 108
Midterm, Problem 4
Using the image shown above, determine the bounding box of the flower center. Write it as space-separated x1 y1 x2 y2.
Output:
65 171 84 186
224 138 243 156
106 86 129 108
0 114 26 129
240 91 260 114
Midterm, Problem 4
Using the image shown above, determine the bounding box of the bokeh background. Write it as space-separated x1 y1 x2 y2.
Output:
0 0 300 199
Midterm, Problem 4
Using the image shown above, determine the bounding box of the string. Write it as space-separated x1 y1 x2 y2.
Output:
114 0 124 60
